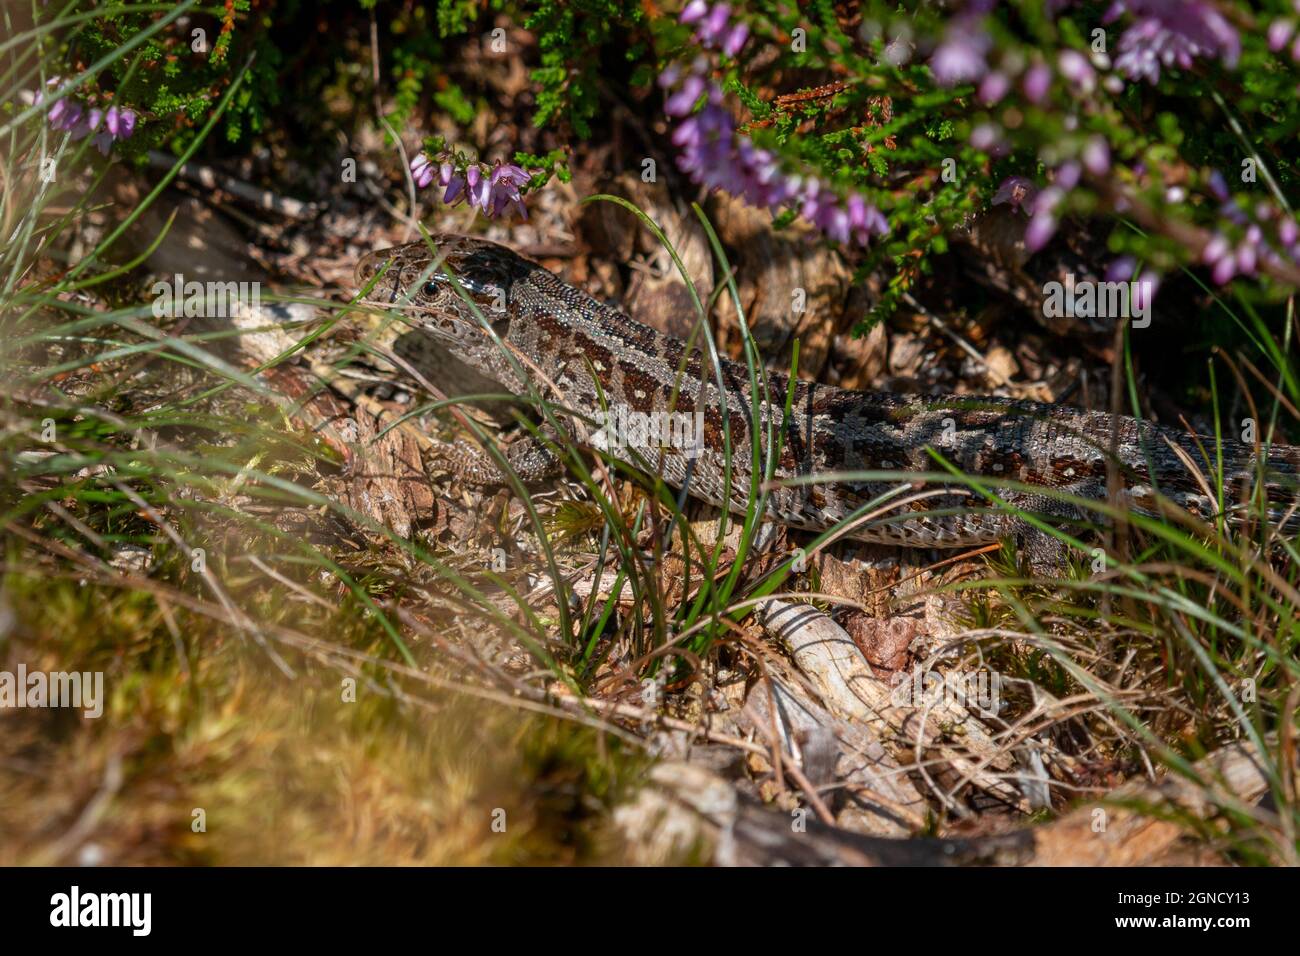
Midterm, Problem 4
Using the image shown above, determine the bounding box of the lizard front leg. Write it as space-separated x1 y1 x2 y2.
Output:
1004 491 1091 576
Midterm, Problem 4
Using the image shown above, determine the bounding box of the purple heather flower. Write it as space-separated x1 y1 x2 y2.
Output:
93 127 115 155
1024 186 1065 251
1036 185 1065 215
1280 218 1298 246
1024 214 1058 253
1211 253 1236 285
1236 243 1257 275
721 22 749 57
818 202 851 245
659 66 886 246
1057 50 1095 93
1133 270 1161 310
680 0 709 25
1201 233 1230 265
47 97 73 129
664 73 706 116
1269 19 1295 52
69 108 102 143
847 193 880 243
1104 255 1137 282
489 162 530 219
1207 168 1230 203
469 166 496 214
978 71 1010 104
1221 200 1249 227
413 153 533 220
492 162 530 188
410 153 436 189
992 176 1038 213
1082 137 1110 176
969 122 1001 151
691 4 735 50
443 172 467 206
929 17 992 86
1022 63 1052 104
1110 0 1240 84
1054 161 1082 191
57 100 83 132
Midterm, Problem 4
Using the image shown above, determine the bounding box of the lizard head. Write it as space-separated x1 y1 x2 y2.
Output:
354 235 528 362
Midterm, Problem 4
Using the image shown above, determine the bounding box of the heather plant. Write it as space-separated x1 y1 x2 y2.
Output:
653 1 1300 344
22 2 1300 343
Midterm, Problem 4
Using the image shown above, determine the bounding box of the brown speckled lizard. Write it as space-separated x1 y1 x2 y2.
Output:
355 234 1300 571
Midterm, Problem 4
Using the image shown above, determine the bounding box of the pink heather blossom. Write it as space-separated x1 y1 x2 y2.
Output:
1133 270 1161 310
992 176 1038 214
721 22 749 57
978 71 1010 104
69 108 102 145
929 17 992 86
1211 253 1236 285
1022 63 1052 104
1025 187 1065 252
1057 50 1095 93
1201 233 1230 265
1207 169 1230 203
1280 219 1298 247
1200 224 1272 286
410 153 436 188
1054 161 1082 191
442 165 467 205
466 165 491 213
411 153 533 220
680 0 709 25
684 3 746 54
664 74 706 116
1081 137 1110 176
488 162 530 219
1236 243 1257 275
658 64 887 247
1105 256 1136 282
47 97 81 131
969 123 1001 151
659 3 886 247
1024 214 1058 252
1108 0 1240 83
39 78 137 154
1268 19 1295 52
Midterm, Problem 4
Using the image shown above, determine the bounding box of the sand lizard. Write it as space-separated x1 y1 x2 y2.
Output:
354 235 1300 571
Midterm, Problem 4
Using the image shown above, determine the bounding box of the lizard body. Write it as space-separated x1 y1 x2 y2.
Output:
355 235 1299 568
